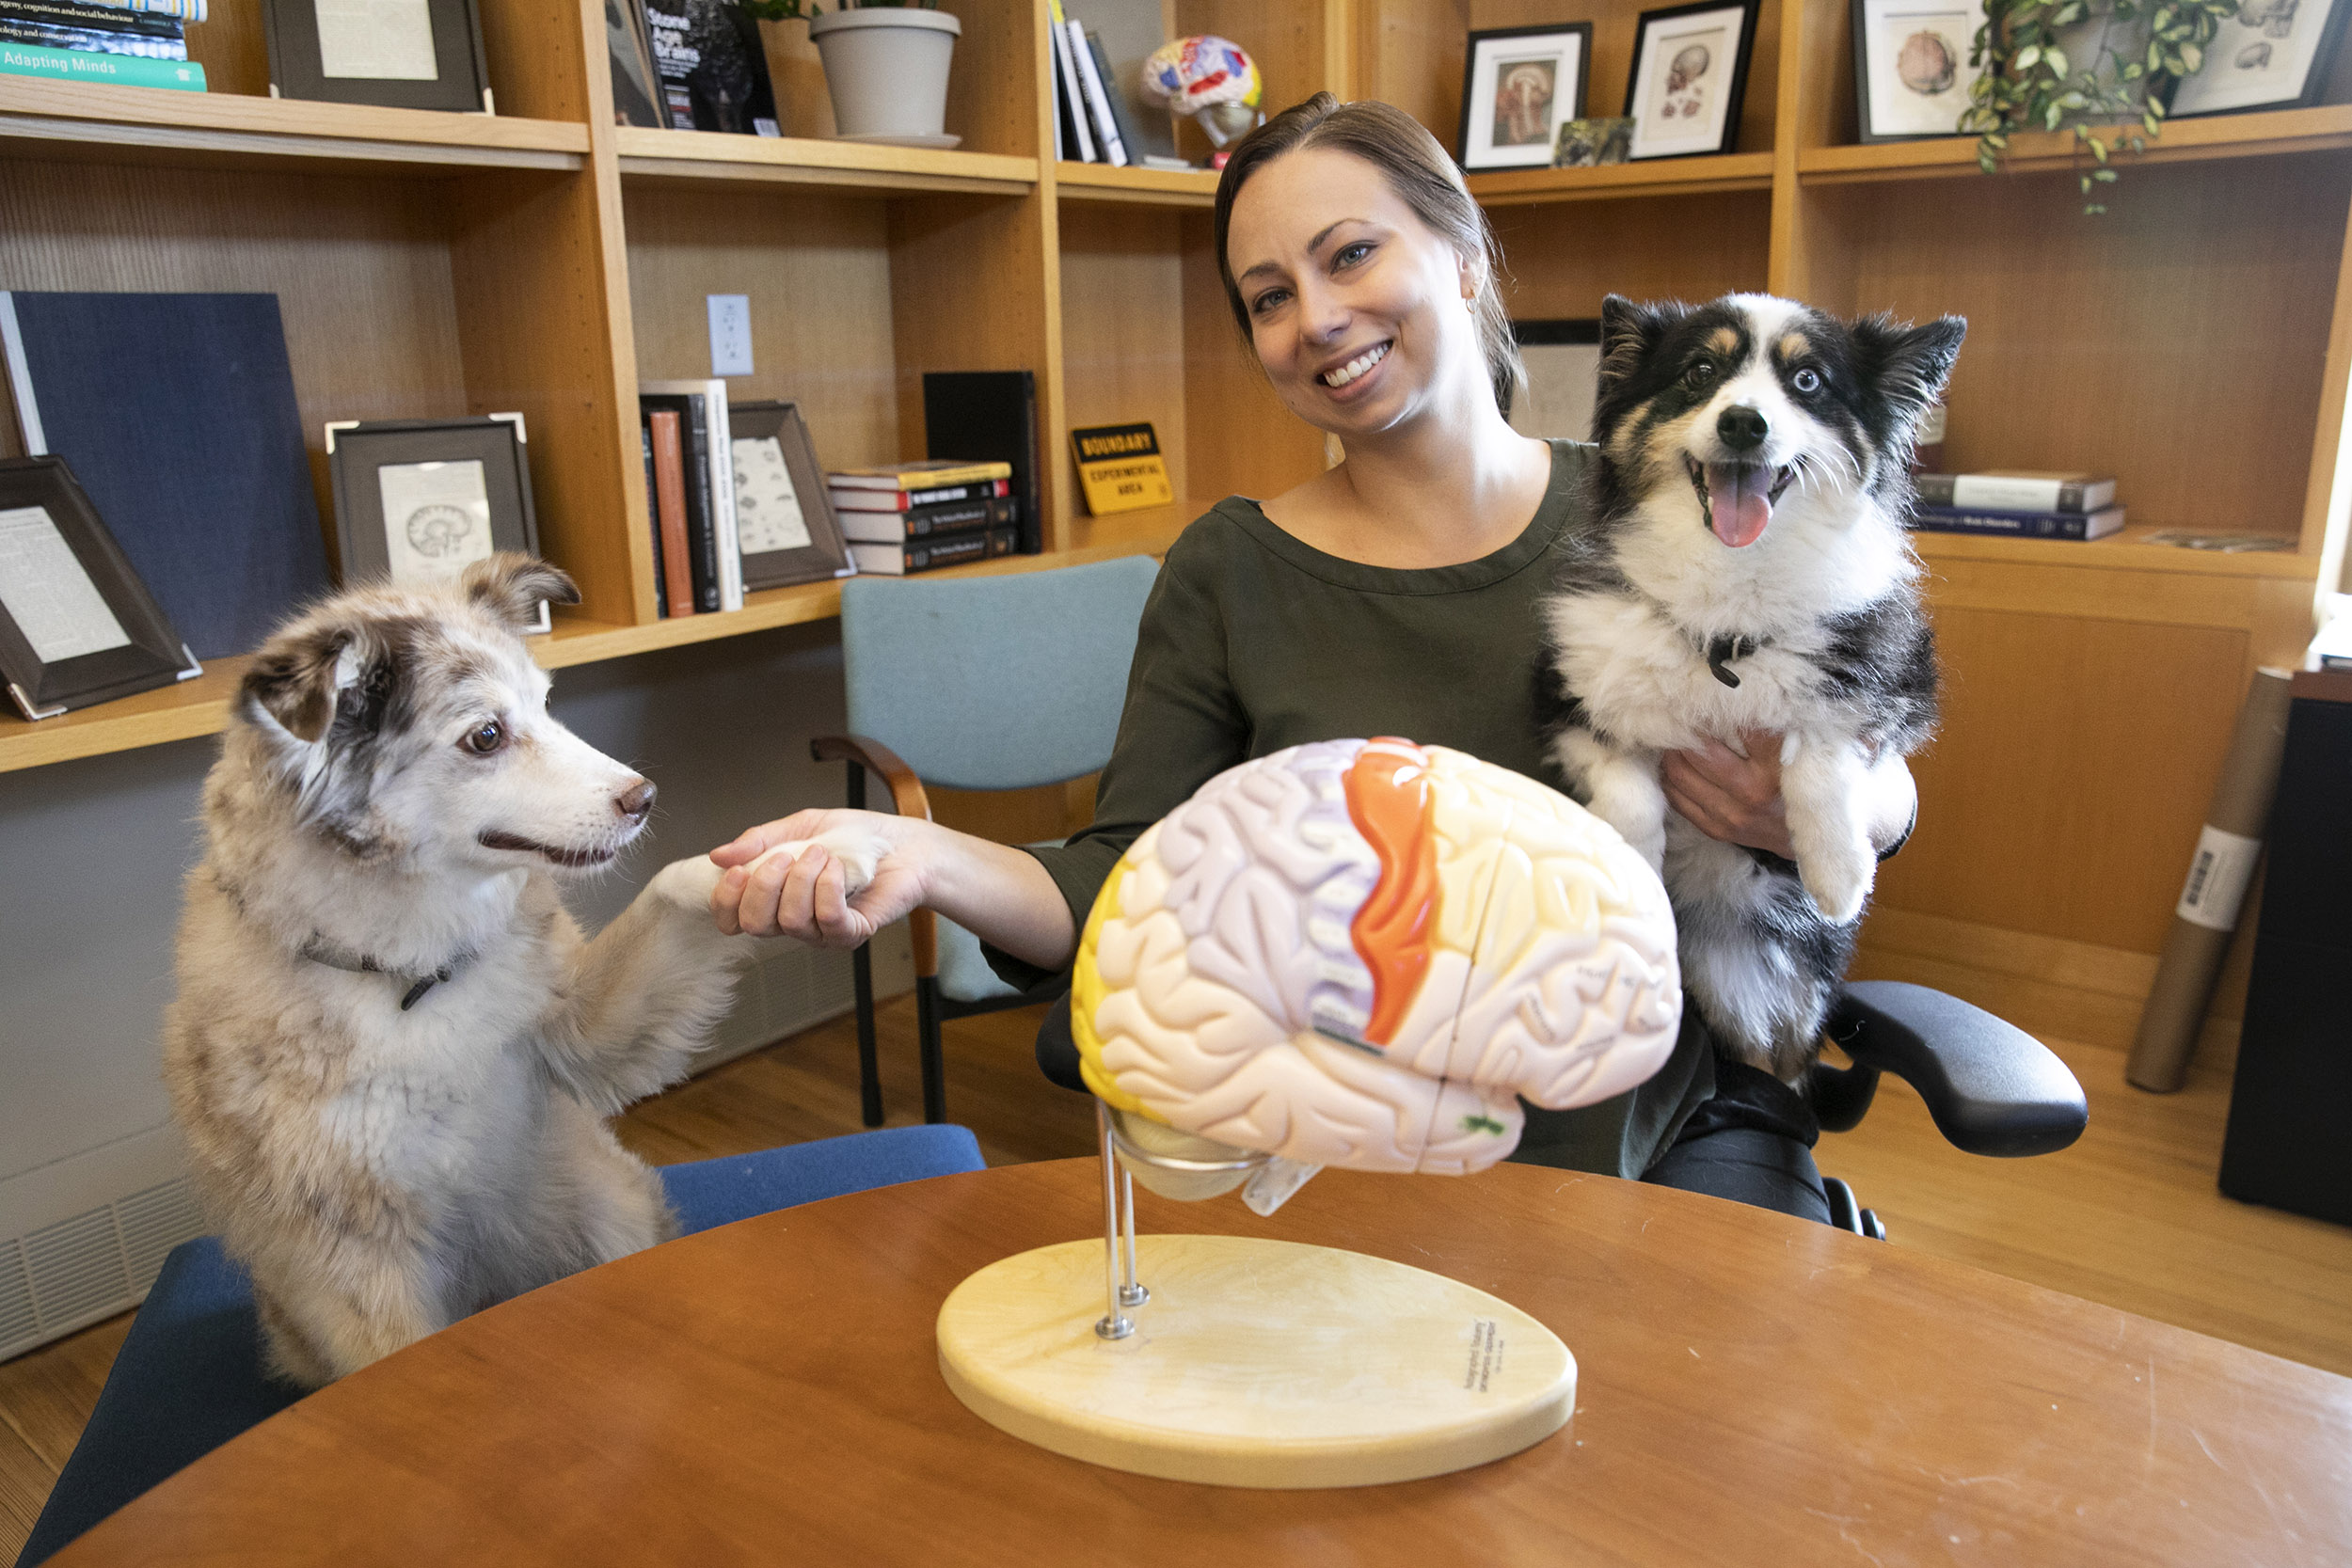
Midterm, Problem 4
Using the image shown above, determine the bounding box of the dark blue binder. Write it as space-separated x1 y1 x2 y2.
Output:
1 292 327 659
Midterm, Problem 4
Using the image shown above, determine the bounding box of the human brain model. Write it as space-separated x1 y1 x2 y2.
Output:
1138 35 1263 149
1073 738 1682 1176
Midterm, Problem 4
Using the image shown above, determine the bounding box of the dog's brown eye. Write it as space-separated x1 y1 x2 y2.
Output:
463 721 505 756
1792 367 1822 394
1684 361 1717 388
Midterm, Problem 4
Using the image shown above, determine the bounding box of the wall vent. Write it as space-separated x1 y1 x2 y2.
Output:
0 1176 202 1363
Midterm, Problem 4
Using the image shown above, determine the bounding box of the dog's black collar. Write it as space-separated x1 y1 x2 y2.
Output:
1705 632 1769 689
213 871 475 1011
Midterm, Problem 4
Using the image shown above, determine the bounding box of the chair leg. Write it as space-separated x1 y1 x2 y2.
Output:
852 941 883 1128
916 974 946 1125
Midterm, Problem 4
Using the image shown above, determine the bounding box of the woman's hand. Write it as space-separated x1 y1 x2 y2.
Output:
707 809 930 947
1661 730 1797 860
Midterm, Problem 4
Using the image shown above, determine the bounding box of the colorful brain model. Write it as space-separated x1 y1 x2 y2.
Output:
1073 738 1683 1176
1138 35 1261 117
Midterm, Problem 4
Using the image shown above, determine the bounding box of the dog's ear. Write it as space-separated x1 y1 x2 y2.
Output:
1597 295 1682 398
1852 313 1967 425
465 554 579 633
241 620 401 745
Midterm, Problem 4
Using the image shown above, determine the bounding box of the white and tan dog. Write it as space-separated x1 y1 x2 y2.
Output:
165 556 755 1386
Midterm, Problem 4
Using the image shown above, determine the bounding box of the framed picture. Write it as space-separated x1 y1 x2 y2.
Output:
1458 24 1594 170
727 401 854 591
1853 0 1989 140
2167 0 2351 117
326 415 549 630
1553 116 1634 166
1507 320 1603 441
0 456 199 721
261 0 493 113
1625 0 1759 160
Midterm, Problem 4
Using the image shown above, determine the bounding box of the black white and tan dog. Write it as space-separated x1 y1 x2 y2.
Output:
1543 293 1963 1080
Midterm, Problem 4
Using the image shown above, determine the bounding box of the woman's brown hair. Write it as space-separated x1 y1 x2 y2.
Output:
1213 92 1526 416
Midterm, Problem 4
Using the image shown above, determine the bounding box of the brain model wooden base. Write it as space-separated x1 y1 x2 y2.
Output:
936 738 1684 1488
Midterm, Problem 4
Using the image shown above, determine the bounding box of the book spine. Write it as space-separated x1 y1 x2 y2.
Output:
1915 473 2112 513
649 411 696 618
642 423 667 619
839 497 1015 544
72 0 204 17
830 464 1013 490
0 41 201 85
0 20 183 54
826 478 1008 512
1910 505 2122 540
1066 18 1125 166
1085 29 1142 169
851 524 1017 576
706 395 742 612
1046 0 1096 162
679 396 720 612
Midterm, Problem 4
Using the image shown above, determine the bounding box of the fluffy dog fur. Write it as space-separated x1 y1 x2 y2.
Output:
1542 293 1963 1080
164 557 758 1386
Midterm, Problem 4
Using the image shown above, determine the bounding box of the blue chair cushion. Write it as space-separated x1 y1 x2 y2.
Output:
14 1126 987 1567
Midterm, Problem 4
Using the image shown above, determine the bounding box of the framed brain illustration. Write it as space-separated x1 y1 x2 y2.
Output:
326 415 546 626
1071 737 1684 1176
1853 0 1990 141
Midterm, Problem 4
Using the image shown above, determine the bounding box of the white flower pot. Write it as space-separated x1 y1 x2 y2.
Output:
809 9 961 141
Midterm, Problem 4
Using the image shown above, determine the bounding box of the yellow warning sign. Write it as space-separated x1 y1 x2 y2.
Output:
1071 421 1173 515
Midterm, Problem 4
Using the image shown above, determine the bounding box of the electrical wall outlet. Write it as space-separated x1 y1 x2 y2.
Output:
707 293 753 377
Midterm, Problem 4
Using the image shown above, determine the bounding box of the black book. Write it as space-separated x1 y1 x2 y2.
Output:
0 19 186 53
641 422 667 617
923 371 1043 555
0 0 184 35
603 0 669 128
847 523 1020 577
644 0 778 135
639 393 721 611
838 495 1019 544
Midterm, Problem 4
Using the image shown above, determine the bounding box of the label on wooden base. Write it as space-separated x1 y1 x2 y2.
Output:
935 1234 1575 1488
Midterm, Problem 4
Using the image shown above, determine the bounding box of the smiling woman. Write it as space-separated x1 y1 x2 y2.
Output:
707 95 1917 1215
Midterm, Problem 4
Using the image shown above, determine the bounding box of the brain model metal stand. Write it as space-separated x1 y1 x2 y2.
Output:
1073 737 1683 1179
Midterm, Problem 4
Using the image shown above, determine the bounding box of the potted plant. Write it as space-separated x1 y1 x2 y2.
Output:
1962 0 2238 210
745 0 962 144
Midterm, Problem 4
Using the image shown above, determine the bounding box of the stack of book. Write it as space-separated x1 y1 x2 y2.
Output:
1048 0 1187 171
831 461 1020 576
0 0 205 89
1909 470 2123 542
640 381 742 619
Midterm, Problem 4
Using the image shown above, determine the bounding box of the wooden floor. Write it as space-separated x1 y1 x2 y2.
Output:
4 997 2347 1560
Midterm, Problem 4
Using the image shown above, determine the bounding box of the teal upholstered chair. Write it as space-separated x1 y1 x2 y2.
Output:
818 555 1160 1125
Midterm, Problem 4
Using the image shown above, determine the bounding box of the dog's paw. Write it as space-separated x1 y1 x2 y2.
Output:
650 855 729 915
743 828 890 899
1797 847 1872 926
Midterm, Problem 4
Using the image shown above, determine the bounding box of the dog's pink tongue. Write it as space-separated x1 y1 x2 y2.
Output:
1707 464 1772 547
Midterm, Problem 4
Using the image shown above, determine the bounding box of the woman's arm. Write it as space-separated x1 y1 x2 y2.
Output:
707 810 1077 970
1661 732 1917 860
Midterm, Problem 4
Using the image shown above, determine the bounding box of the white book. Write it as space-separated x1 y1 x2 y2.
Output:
1066 17 1125 166
639 378 742 612
1049 13 1097 163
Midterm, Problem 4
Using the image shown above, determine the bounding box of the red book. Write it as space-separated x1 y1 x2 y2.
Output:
648 410 696 619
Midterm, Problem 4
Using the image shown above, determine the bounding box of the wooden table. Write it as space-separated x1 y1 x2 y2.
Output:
56 1160 2352 1566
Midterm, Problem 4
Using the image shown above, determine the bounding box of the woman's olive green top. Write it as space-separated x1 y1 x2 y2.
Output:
988 439 1716 1179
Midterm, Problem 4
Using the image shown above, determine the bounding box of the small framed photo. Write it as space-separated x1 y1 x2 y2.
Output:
727 401 853 591
0 456 199 721
1625 0 1759 160
262 0 493 113
1854 0 1988 141
1458 24 1594 170
2167 0 2351 117
1507 319 1603 441
326 415 548 630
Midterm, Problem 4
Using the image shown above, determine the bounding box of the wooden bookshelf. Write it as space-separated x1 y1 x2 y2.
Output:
3 0 2350 1060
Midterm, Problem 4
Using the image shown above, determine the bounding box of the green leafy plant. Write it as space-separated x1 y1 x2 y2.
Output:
1962 0 2238 211
740 0 934 20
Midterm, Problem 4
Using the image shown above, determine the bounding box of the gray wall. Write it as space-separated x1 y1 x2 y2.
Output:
0 619 908 1212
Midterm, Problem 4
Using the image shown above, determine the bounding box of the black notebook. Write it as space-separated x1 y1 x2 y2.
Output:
0 291 328 659
922 371 1042 555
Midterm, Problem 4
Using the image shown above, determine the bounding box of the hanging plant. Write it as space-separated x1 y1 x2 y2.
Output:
1962 0 2238 212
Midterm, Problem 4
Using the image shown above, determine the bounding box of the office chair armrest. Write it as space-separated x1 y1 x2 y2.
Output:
810 735 932 822
1820 981 2087 1158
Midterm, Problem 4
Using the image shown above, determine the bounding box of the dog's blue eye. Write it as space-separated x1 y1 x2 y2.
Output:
1792 368 1822 394
463 721 505 756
